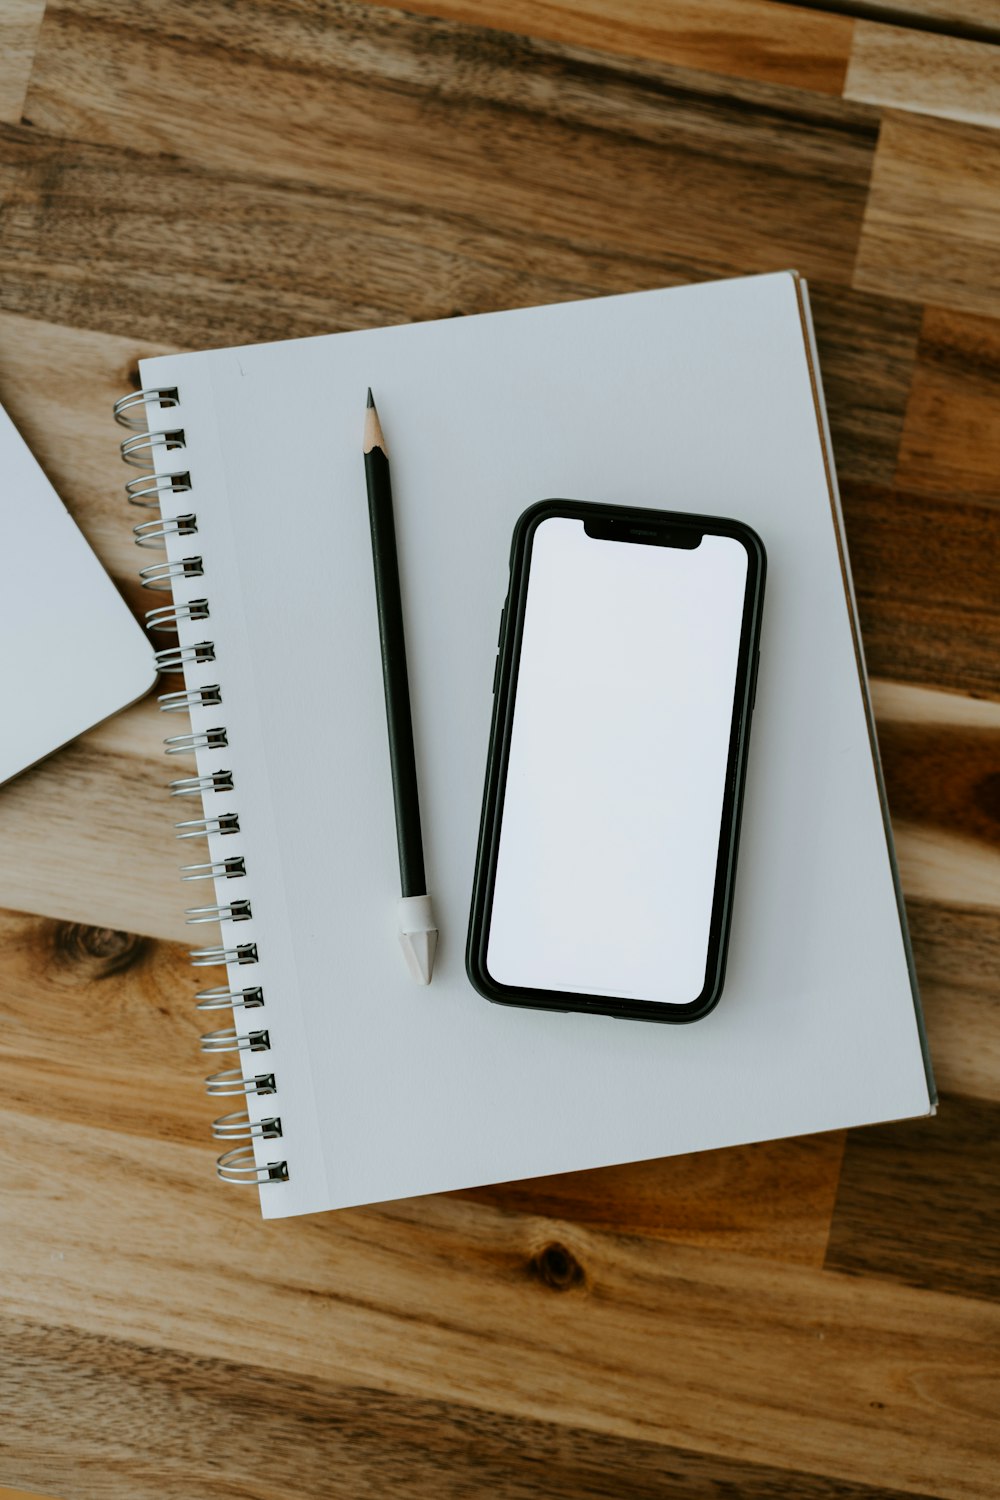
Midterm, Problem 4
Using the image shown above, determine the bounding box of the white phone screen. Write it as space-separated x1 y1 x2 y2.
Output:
486 516 750 1005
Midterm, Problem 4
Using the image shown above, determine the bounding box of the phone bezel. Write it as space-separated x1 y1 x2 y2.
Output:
466 499 766 1024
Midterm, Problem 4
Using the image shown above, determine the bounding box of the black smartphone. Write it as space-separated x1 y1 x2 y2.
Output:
467 500 765 1023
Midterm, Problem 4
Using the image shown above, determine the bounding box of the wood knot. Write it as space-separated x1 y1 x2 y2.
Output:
50 922 150 978
125 360 143 392
529 1241 586 1292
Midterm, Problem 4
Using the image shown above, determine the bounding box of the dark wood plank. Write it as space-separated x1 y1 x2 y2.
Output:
0 1313 949 1500
840 480 1000 695
896 305 1000 504
825 1094 1000 1301
878 719 1000 852
808 281 922 486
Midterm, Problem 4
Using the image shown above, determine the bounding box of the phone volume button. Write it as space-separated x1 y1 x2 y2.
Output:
492 653 501 695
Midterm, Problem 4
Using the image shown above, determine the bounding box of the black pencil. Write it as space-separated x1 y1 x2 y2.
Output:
363 389 438 984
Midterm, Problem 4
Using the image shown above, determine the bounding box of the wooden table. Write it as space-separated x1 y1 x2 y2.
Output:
1 2 998 1495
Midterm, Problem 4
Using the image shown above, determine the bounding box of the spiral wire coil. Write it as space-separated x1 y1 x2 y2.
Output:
116 387 287 1186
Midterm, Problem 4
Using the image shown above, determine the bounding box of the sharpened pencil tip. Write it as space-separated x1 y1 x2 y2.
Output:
366 387 375 409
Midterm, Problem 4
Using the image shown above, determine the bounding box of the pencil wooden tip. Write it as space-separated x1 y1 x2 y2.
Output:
363 394 386 455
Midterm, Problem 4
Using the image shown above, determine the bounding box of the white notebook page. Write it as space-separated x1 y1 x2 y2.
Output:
141 273 932 1218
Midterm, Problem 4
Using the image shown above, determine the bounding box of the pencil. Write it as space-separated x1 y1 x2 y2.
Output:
363 388 438 985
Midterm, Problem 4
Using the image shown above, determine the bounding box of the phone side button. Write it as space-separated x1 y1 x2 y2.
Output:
492 653 500 694
750 649 760 711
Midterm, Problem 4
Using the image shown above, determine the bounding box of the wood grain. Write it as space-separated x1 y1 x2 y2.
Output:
0 0 45 126
3 1120 1000 1498
905 895 1000 1104
895 303 1000 503
459 1131 846 1267
854 111 1000 318
846 21 1000 128
826 1094 1000 1301
13 2 878 330
0 1314 950 1500
840 480 1000 697
0 698 187 945
368 0 856 93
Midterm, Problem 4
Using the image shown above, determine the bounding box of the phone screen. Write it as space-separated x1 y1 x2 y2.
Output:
486 515 751 1007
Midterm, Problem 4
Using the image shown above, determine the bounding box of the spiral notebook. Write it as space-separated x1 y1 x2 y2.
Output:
118 272 934 1219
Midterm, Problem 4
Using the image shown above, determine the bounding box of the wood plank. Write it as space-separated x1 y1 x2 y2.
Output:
840 479 1000 697
895 304 1000 504
3 1118 1000 1499
11 4 878 338
846 22 1000 130
831 1 1000 42
854 111 1000 319
0 1313 948 1500
826 1094 1000 1302
367 0 855 94
0 0 45 126
808 280 921 487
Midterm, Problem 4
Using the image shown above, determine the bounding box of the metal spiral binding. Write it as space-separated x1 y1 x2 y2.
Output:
200 1026 271 1053
186 900 253 924
159 684 222 714
127 472 191 509
212 1110 282 1141
180 857 246 882
169 771 234 797
134 514 198 549
155 643 216 672
164 727 228 755
145 598 210 633
195 985 263 1011
217 1146 288 1184
116 385 287 1188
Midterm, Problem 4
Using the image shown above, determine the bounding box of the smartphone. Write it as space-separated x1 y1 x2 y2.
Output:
466 500 765 1023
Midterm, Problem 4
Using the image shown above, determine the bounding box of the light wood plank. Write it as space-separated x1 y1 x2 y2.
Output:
846 22 1000 130
838 1 1000 40
2 1116 999 1499
0 0 45 125
367 0 855 94
854 111 1000 318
